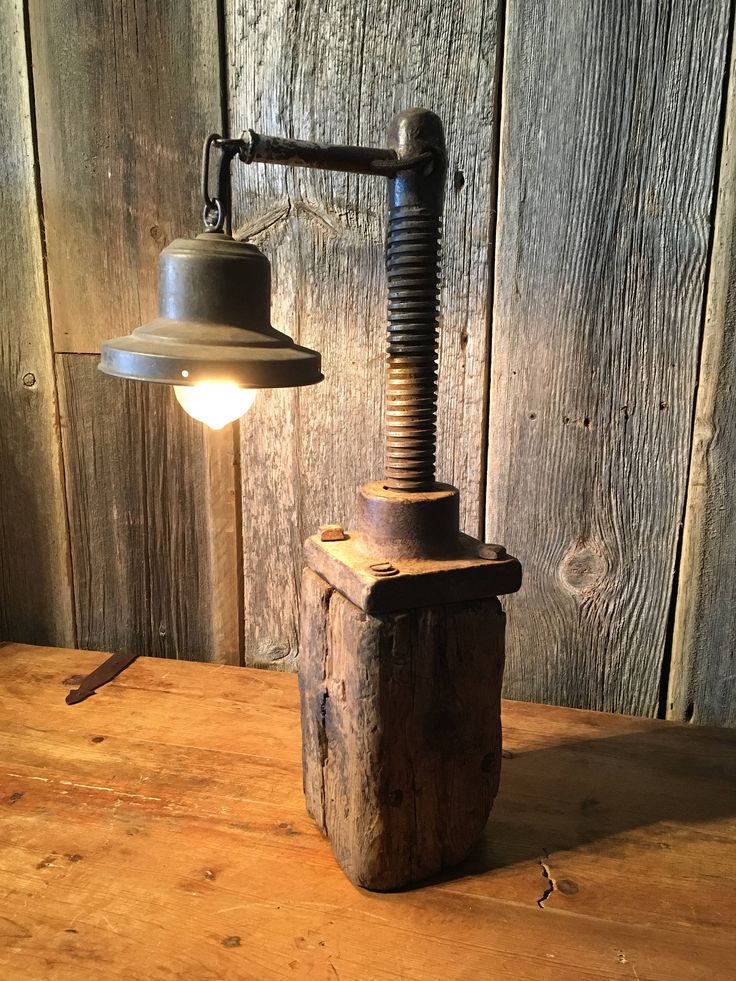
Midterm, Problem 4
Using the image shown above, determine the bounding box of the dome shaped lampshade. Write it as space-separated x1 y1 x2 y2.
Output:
99 233 322 390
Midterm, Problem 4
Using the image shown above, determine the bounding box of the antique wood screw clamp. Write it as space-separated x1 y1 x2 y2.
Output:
100 108 522 890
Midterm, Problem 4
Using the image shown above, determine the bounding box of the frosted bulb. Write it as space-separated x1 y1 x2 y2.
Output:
174 382 257 429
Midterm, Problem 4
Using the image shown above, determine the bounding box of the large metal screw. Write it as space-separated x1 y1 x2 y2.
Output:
320 524 347 542
478 543 506 561
369 561 399 578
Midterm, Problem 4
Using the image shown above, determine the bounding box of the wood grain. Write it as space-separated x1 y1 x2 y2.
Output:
227 0 502 668
0 0 74 646
487 1 730 714
57 356 239 663
668 39 736 727
28 0 221 354
1 642 735 980
28 1 243 663
299 569 505 889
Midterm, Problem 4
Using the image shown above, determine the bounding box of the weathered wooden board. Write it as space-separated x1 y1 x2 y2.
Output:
28 0 222 354
487 1 730 713
0 0 74 646
669 41 736 727
28 1 242 663
1 643 735 980
228 0 502 667
57 355 240 663
299 568 505 889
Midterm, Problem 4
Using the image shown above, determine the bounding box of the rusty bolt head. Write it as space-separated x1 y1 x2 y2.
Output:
478 543 507 561
369 562 399 578
320 524 347 542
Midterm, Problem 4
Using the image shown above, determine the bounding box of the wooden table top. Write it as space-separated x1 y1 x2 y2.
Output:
1 643 734 981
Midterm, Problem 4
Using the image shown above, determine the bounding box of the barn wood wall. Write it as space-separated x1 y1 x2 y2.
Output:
1 0 733 723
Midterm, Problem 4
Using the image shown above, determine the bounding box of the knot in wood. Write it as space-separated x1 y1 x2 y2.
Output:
559 539 607 595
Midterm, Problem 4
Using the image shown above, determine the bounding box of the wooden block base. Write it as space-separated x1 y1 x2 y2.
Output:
298 567 506 890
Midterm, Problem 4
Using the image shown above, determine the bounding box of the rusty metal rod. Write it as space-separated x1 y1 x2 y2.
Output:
239 129 399 176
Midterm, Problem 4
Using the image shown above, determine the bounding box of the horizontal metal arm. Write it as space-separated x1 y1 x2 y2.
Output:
239 129 398 175
212 131 434 178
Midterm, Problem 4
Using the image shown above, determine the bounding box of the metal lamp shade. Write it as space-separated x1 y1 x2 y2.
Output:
99 233 322 389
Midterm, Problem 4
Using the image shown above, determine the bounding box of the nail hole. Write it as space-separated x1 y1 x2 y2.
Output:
453 169 465 192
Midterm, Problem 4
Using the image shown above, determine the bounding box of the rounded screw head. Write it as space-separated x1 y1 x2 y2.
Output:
478 542 507 561
369 561 399 578
22 372 36 387
319 524 347 542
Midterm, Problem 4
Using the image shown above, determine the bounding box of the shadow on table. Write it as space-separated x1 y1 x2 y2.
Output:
411 720 736 889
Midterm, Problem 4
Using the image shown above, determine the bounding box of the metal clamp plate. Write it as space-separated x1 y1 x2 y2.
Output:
304 531 522 614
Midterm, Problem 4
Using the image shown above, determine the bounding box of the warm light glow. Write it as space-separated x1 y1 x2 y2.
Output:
174 382 257 429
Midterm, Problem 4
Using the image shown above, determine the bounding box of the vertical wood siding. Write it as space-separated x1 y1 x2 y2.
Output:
669 34 736 726
0 0 75 646
1 0 734 723
487 1 730 714
25 0 242 662
57 355 239 662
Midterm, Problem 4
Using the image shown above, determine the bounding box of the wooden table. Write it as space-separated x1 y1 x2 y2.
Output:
1 643 734 980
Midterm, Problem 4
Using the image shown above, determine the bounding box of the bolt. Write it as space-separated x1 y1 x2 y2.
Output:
478 543 506 561
22 372 36 387
369 562 399 578
319 524 347 542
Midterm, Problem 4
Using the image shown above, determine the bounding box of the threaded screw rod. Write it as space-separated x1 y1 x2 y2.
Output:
383 109 447 491
384 208 442 489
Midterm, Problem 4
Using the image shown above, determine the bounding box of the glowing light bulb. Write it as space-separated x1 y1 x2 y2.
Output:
174 382 257 429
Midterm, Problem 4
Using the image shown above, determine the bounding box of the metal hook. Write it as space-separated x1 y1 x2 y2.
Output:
201 133 239 234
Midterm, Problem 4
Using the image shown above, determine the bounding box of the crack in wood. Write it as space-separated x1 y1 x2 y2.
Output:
537 848 556 909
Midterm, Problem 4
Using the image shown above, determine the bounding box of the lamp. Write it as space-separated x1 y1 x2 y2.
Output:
100 109 522 890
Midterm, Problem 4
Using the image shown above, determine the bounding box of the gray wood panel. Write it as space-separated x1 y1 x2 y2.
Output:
0 0 75 646
29 0 242 663
228 0 502 668
669 41 736 727
487 1 730 713
28 0 222 354
57 355 239 662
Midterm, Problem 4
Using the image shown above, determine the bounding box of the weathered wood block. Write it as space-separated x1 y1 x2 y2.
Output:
298 567 506 890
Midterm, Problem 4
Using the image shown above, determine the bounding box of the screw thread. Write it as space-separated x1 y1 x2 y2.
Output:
383 206 441 490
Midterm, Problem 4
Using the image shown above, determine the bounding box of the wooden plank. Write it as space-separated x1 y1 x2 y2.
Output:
487 1 730 714
299 569 505 889
669 38 736 727
57 356 239 663
28 0 222 354
29 1 243 663
228 0 502 668
0 1 74 646
1 643 735 980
